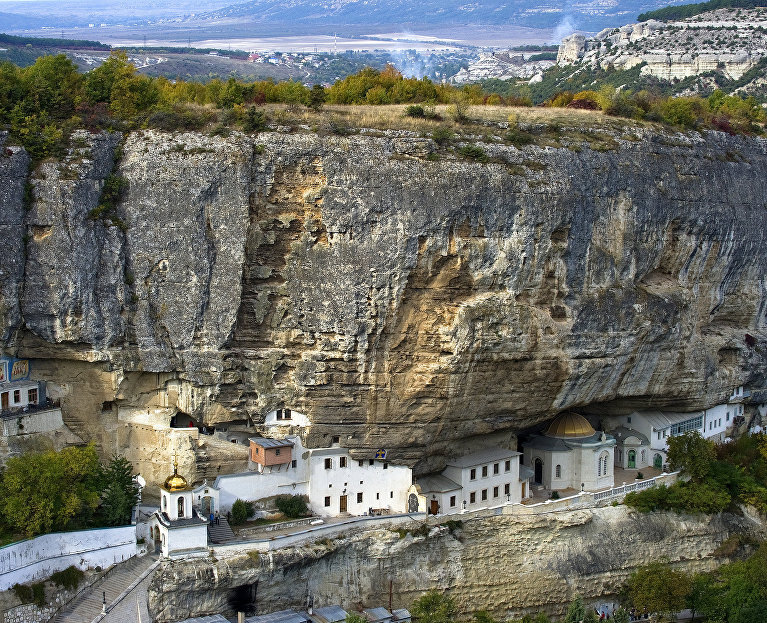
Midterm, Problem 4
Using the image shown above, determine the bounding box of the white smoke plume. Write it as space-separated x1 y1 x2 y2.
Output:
551 15 578 43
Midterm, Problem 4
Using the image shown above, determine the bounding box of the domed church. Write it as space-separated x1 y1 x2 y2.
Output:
522 412 616 492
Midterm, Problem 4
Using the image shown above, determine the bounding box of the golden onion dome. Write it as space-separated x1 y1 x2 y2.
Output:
545 412 596 438
163 458 188 491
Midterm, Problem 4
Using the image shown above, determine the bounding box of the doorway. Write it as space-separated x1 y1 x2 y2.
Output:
201 496 215 517
1 392 7 411
339 495 347 513
534 458 543 484
429 499 439 515
654 453 663 470
628 450 636 469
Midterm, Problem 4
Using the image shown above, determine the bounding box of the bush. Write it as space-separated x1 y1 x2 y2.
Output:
50 566 84 591
550 490 560 500
457 144 488 162
405 104 425 118
274 494 309 519
230 499 254 525
243 107 266 133
432 127 454 145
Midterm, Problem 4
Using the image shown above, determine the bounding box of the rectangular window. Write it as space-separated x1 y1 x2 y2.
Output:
727 412 730 422
324 458 332 469
493 486 499 498
482 466 488 477
13 390 20 404
493 463 499 475
369 459 375 466
358 460 364 467
332 436 340 444
627 416 632 424
450 495 456 507
275 448 281 456
27 388 38 404
357 492 363 503
657 432 661 440
291 460 297 468
324 496 331 507
276 409 283 419
481 489 488 501
284 408 291 419
470 492 476 504
340 456 347 468
376 492 380 500
718 419 722 427
390 491 393 498
505 460 511 472
504 483 510 496
383 463 388 470
470 468 476 480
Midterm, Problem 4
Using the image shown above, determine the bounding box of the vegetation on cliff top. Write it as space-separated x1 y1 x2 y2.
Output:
0 51 764 163
638 0 767 23
625 431 767 514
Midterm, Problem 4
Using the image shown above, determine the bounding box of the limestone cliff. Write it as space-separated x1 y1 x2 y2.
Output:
146 506 766 621
2 123 767 479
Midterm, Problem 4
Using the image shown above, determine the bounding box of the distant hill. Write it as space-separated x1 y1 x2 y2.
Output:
198 0 693 32
638 0 767 21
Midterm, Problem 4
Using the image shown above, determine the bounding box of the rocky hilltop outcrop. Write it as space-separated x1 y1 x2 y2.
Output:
2 123 767 478
558 9 767 88
147 506 766 621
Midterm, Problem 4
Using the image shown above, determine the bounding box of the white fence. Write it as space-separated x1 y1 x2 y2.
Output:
0 526 137 590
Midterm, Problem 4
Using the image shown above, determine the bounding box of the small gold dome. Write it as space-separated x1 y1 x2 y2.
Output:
545 412 596 438
163 458 188 491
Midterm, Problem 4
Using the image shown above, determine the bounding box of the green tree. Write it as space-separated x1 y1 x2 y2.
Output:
2 445 101 537
582 610 599 623
564 595 585 623
411 590 456 623
667 431 716 482
98 455 139 526
627 562 691 621
20 54 83 119
84 50 134 104
230 499 252 525
274 494 308 518
471 611 497 623
346 614 367 623
307 84 326 111
611 609 629 623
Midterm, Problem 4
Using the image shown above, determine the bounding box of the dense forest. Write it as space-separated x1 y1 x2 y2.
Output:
638 0 767 22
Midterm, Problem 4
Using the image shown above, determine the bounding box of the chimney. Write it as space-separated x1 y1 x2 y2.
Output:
238 613 245 623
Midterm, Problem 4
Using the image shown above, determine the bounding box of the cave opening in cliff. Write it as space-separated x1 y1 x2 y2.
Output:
170 412 197 429
228 581 257 616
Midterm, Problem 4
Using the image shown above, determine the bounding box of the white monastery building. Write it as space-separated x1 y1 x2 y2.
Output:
522 412 616 492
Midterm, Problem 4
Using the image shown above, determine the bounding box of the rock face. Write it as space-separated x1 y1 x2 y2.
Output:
558 10 767 85
146 506 766 622
2 125 767 478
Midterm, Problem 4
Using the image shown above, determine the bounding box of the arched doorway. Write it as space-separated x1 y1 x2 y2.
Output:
534 458 543 484
153 527 161 554
178 497 185 518
201 496 215 517
654 453 663 469
628 450 636 469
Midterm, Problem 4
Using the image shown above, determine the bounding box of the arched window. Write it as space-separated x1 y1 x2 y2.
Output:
178 497 185 518
641 450 646 463
162 496 167 510
598 452 609 477
555 464 561 478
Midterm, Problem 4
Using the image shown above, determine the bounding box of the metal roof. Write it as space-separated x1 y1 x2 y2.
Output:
364 608 393 622
633 410 703 431
519 465 534 481
391 610 411 622
246 610 311 623
417 474 461 493
310 606 348 623
446 447 520 468
249 437 295 449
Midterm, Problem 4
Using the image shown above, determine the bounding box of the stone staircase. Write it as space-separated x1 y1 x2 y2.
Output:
52 553 158 623
207 516 236 543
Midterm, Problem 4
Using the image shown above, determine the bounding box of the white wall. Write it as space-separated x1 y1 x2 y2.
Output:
308 449 412 517
166 524 208 557
215 471 309 511
443 456 522 511
1 408 63 436
0 526 136 590
264 409 311 428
